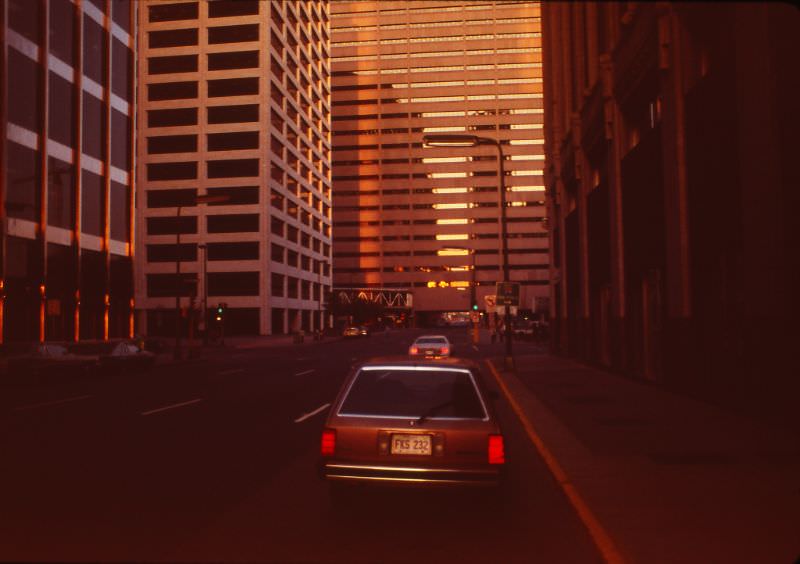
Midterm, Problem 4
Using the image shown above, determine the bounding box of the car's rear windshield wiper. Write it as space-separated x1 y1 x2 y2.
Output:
417 400 454 424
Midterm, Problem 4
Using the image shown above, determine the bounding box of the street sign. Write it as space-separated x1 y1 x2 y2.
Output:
496 282 520 306
484 294 497 313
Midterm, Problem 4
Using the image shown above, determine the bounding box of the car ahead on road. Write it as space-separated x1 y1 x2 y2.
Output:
408 335 452 358
343 325 370 338
68 340 156 374
319 357 505 498
5 342 99 380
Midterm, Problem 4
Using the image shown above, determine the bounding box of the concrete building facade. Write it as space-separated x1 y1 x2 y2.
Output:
330 1 547 324
136 0 332 336
1 0 135 343
542 2 800 425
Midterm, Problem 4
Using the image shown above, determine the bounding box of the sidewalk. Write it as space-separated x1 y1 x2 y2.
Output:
490 353 800 564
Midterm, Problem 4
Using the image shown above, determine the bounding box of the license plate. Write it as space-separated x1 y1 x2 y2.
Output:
391 434 432 455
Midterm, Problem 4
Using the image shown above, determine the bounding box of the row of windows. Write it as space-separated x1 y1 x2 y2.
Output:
147 214 330 244
335 233 548 242
332 76 541 92
147 132 259 155
334 218 545 228
147 104 258 127
332 16 538 33
331 58 542 76
148 51 261 74
333 47 538 62
146 159 259 181
331 3 536 17
147 272 329 299
148 1 259 23
332 32 539 47
149 24 258 48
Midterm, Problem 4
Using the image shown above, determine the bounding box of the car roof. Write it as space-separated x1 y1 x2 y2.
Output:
414 335 449 340
355 355 478 370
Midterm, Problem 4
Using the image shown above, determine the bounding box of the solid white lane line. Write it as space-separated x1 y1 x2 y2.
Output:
218 368 245 376
12 394 93 412
294 403 331 423
141 398 203 416
294 369 315 377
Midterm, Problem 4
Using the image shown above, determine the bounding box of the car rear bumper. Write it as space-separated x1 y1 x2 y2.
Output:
320 461 502 487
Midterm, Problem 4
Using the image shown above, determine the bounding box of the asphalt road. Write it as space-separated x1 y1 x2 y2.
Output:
0 329 601 563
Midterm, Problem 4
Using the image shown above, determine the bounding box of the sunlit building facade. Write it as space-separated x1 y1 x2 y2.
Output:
542 2 800 426
136 0 332 336
330 1 547 323
1 0 135 343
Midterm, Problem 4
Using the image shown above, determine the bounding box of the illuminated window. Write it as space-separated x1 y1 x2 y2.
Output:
436 218 469 225
432 187 469 194
433 203 470 210
435 234 469 241
510 185 545 192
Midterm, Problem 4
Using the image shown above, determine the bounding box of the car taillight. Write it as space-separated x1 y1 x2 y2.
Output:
488 434 505 465
321 428 336 456
409 346 418 355
441 347 449 355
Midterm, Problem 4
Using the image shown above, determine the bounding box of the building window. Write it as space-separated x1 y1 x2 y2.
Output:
208 24 259 44
205 186 259 205
207 242 259 261
148 2 198 23
206 214 260 233
148 108 198 127
149 28 198 48
207 104 259 124
208 272 259 296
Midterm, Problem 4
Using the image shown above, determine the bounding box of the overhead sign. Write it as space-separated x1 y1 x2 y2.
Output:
496 282 520 306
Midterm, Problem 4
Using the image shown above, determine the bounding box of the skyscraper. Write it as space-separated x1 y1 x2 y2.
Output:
136 0 332 337
1 0 135 343
330 1 547 324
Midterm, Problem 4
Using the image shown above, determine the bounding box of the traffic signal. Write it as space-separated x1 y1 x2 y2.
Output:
215 303 226 322
472 304 479 311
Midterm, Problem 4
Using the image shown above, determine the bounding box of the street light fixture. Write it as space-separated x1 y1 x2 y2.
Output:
318 259 329 337
174 193 230 360
423 134 513 369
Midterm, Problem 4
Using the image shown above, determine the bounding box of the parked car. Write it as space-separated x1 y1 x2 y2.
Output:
319 357 505 499
68 340 155 374
6 342 99 379
408 335 452 358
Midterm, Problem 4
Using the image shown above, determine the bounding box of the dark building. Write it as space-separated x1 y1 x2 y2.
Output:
542 2 800 426
1 0 135 343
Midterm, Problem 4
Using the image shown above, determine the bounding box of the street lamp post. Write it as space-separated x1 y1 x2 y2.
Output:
318 259 328 337
198 243 208 345
423 134 513 369
173 194 229 360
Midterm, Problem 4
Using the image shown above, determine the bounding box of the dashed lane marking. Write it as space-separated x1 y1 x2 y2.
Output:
12 394 93 412
141 398 204 416
294 369 315 377
294 403 331 423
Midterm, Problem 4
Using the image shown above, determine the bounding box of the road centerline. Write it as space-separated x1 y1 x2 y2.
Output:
141 398 204 416
294 369 315 377
294 403 331 423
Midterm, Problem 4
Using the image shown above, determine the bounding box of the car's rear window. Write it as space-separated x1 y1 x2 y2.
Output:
417 338 446 345
339 367 486 419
